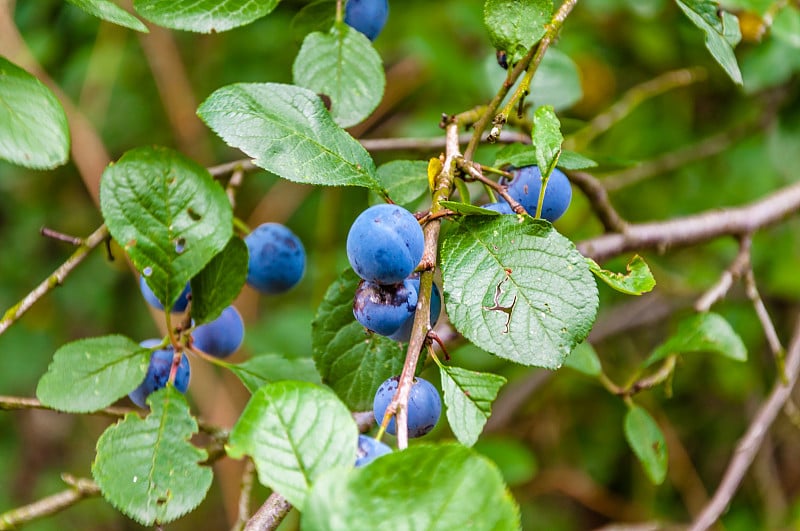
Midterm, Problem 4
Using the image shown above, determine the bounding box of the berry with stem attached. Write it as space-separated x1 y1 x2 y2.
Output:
128 340 190 408
373 376 441 438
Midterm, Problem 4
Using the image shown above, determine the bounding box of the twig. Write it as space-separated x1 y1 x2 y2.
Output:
0 225 109 336
39 227 84 246
567 171 628 232
744 269 785 372
231 458 256 531
227 168 245 209
244 493 292 531
456 159 525 214
578 181 800 262
694 235 752 312
565 67 707 151
688 317 800 531
0 475 100 530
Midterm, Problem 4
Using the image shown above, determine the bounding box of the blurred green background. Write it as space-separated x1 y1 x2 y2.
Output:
1 0 800 529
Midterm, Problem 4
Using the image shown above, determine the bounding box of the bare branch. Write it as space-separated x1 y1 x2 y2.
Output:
694 235 752 312
744 270 785 364
0 475 99 530
230 459 256 531
244 493 292 531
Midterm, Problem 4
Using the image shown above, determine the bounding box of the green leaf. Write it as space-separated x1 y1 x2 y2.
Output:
99 146 232 310
227 381 357 510
557 150 598 170
198 83 381 190
228 354 321 394
675 0 743 85
494 143 596 171
0 57 69 169
303 444 521 530
291 0 336 42
36 335 150 413
293 24 385 128
645 312 747 367
587 255 656 296
66 0 148 32
376 160 429 207
772 6 800 48
439 364 506 447
439 200 509 216
190 237 248 325
530 48 583 111
532 105 563 178
563 341 602 377
92 387 213 525
440 216 598 368
484 0 553 63
624 405 668 485
312 269 405 410
474 437 538 487
133 0 279 33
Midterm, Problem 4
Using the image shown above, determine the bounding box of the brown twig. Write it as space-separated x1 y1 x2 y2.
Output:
243 493 292 531
694 235 752 312
456 158 525 214
230 458 256 531
0 475 100 530
567 171 628 233
39 227 84 246
744 269 785 370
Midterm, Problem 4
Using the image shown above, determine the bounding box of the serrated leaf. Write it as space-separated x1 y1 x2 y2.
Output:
439 200 508 216
439 365 506 447
228 354 321 393
624 405 668 485
190 237 248 325
92 387 212 525
303 444 521 530
227 381 357 510
484 0 553 63
440 216 598 368
645 312 747 367
563 341 602 377
100 146 232 310
494 143 596 170
36 335 150 413
587 255 656 296
198 83 381 190
66 0 148 32
293 24 385 128
376 160 429 207
133 0 279 33
0 57 69 169
533 105 563 178
675 0 743 85
312 269 405 410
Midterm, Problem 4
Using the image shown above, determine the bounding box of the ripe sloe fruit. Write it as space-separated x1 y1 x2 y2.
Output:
355 434 392 467
344 0 389 41
481 201 514 214
191 306 244 358
129 340 190 408
245 223 306 294
373 376 441 438
353 278 418 336
505 165 572 222
387 278 442 342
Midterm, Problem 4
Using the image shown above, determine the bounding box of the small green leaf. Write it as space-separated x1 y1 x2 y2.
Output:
439 365 506 447
36 335 150 413
530 48 583 111
441 216 598 368
495 143 596 171
100 147 232 310
0 57 69 169
291 0 336 42
645 312 747 367
133 0 279 32
376 160 429 207
675 0 743 85
293 24 385 128
563 341 602 377
312 269 405 410
439 200 508 216
66 0 148 32
484 0 553 63
227 381 357 510
624 405 668 485
303 444 521 530
557 150 598 170
228 354 321 394
587 255 656 296
92 387 213 525
532 105 563 178
190 237 248 325
198 83 381 190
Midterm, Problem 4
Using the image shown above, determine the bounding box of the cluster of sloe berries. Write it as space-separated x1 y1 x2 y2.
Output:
129 223 306 408
346 204 444 464
483 165 572 222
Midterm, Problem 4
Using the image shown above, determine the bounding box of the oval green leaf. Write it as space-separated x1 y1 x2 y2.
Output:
227 354 321 394
293 24 385 128
441 216 598 368
133 0 279 33
484 0 553 63
198 83 381 190
675 0 743 85
439 364 506 447
66 0 148 32
99 146 233 310
624 405 668 485
0 57 69 169
645 311 747 367
92 387 213 525
190 237 248 325
375 160 429 207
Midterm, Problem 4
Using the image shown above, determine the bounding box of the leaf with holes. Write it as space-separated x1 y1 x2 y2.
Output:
439 365 506 447
441 216 598 368
312 269 405 410
0 57 69 169
227 381 357 510
293 24 384 128
92 387 212 525
303 443 521 529
587 255 656 296
36 335 150 413
66 0 148 32
198 83 381 190
133 0 279 32
484 0 553 63
190 237 248 325
644 311 747 367
100 146 232 310
624 405 668 485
